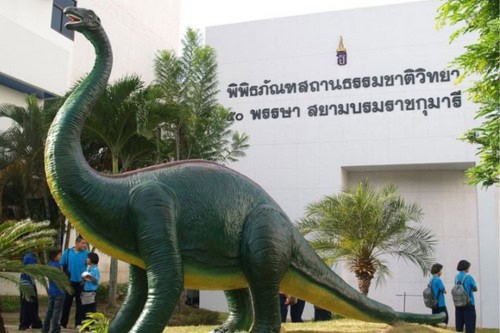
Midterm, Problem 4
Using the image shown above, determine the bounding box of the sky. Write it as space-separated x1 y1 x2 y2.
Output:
180 0 428 36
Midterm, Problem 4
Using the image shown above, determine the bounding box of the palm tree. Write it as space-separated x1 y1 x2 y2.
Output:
82 74 156 174
0 95 57 220
80 74 156 306
0 219 71 333
50 74 156 306
152 28 249 163
298 180 437 295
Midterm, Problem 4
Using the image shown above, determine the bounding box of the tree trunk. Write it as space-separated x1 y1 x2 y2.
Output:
42 184 51 220
108 258 118 307
23 198 30 219
0 302 6 333
0 174 4 221
356 275 373 296
107 154 120 307
175 123 181 161
64 220 71 250
156 127 162 164
0 314 5 333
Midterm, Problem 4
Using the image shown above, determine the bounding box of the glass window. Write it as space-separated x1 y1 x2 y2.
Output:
50 0 76 40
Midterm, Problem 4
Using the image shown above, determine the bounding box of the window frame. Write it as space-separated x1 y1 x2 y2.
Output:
51 0 77 40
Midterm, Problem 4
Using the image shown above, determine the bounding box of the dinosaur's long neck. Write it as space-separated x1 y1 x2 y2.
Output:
44 27 140 264
45 27 112 191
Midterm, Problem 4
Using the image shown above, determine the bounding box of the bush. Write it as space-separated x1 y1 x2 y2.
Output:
0 296 20 312
0 295 48 312
167 304 222 326
96 283 128 303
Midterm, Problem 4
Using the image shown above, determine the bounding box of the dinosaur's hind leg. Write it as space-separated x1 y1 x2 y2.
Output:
125 181 183 333
211 288 253 333
241 205 293 333
109 265 147 332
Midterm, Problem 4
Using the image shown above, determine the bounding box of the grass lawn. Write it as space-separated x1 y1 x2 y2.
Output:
2 295 499 333
163 319 500 333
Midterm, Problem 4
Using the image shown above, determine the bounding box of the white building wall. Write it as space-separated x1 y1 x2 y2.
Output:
0 86 26 130
0 0 73 96
203 0 499 328
70 0 180 84
0 0 180 291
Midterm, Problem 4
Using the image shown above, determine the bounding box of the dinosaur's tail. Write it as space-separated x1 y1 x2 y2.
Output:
281 229 446 325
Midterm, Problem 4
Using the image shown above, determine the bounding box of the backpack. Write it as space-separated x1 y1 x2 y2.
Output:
451 274 470 307
423 277 437 308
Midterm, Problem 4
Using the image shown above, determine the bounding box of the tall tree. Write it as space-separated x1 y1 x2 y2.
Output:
0 95 57 220
80 74 155 306
0 219 71 333
436 0 499 187
298 181 437 295
152 28 249 163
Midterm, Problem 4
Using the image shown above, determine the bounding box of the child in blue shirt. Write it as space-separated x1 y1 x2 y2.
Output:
81 253 100 318
42 250 65 333
455 259 478 333
430 263 448 325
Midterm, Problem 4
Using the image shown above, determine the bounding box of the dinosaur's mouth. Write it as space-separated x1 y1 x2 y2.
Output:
66 14 81 24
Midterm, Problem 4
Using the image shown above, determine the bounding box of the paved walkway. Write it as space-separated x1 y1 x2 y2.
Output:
4 325 78 333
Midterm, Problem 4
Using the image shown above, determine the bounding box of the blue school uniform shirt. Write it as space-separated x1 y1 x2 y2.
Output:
47 260 64 297
20 253 36 284
430 275 446 307
84 265 100 292
456 272 477 306
60 247 88 283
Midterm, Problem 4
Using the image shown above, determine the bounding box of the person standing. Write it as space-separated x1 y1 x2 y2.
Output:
81 253 100 319
455 260 478 333
60 236 88 329
279 293 305 323
314 306 332 321
19 253 43 330
430 263 448 325
42 249 65 333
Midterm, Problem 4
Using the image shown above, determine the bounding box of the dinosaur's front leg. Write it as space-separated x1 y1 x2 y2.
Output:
108 265 147 333
127 182 183 333
211 288 254 333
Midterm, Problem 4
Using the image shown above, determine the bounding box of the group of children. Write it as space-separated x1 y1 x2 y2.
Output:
19 238 100 333
429 259 478 333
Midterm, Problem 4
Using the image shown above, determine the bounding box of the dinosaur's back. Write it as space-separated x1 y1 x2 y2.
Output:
124 160 283 285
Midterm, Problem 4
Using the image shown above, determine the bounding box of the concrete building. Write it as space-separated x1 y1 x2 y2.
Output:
0 0 180 129
203 1 499 328
0 0 180 286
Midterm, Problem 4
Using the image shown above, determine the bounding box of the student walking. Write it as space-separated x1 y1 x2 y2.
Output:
454 260 478 333
430 263 448 325
81 253 100 319
42 250 65 333
60 236 88 329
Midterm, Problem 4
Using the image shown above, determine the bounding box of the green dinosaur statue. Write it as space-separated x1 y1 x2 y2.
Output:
45 7 446 333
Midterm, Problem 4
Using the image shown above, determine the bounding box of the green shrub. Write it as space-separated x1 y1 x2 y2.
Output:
96 283 128 303
0 295 48 312
0 295 20 312
167 304 222 326
80 312 109 333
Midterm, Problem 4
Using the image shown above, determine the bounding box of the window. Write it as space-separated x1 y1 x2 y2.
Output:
51 0 77 40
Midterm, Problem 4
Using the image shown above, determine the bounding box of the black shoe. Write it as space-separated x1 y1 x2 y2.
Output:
18 326 28 331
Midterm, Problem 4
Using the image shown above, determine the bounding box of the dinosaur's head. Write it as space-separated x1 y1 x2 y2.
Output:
64 7 101 32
